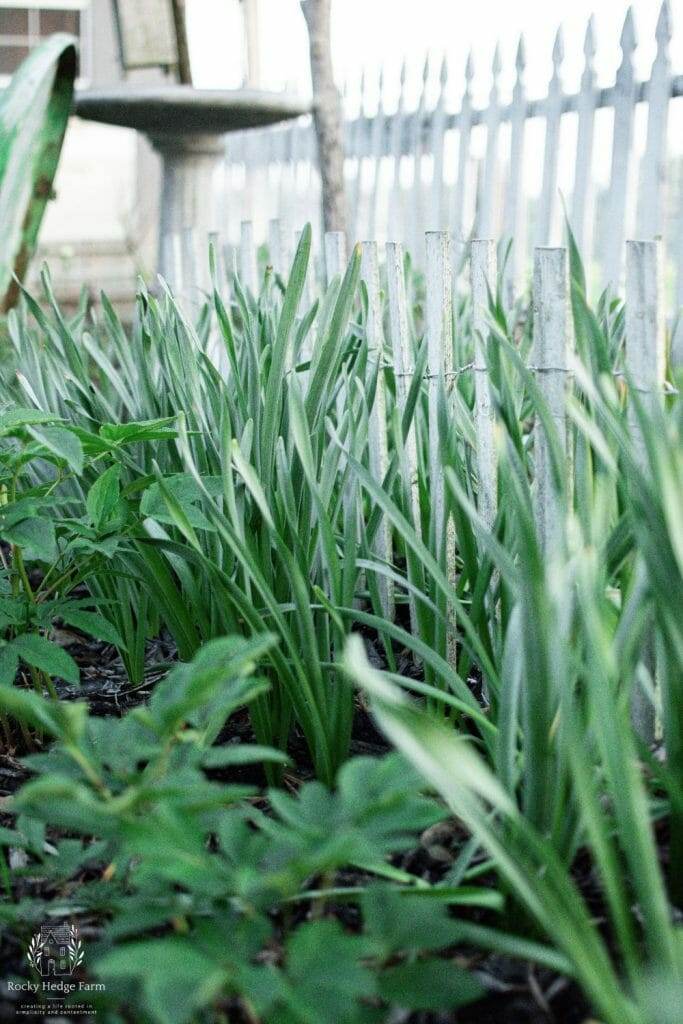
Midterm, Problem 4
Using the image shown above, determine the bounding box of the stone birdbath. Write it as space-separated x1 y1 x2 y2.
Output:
74 85 308 284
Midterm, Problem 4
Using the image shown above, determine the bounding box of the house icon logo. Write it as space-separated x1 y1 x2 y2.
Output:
26 923 84 977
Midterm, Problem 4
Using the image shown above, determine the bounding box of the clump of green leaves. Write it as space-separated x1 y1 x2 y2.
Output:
0 636 491 1024
0 407 131 740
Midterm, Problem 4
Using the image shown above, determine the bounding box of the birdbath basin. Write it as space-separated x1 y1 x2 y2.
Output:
74 86 309 284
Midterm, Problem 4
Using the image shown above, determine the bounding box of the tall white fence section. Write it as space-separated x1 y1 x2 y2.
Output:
218 3 683 306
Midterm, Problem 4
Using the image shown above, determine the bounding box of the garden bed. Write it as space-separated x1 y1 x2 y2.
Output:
0 229 681 1024
1 631 592 1024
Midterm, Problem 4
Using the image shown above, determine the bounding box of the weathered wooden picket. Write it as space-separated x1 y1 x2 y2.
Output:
218 2 682 308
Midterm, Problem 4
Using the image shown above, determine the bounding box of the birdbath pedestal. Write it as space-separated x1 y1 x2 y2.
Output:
75 86 308 285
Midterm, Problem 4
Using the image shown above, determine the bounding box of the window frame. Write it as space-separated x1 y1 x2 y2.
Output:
0 1 92 84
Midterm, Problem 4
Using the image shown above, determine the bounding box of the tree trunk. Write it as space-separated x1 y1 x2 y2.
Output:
241 0 262 87
301 0 347 235
170 0 193 85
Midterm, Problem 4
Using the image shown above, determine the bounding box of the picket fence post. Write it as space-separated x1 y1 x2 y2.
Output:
604 9 637 290
478 45 502 240
624 240 665 412
349 69 367 243
424 230 456 663
386 240 420 637
502 36 527 303
429 55 449 232
388 60 408 242
409 57 430 257
324 229 347 284
624 239 665 742
452 52 474 248
268 218 283 277
169 231 185 293
361 240 394 619
208 229 226 290
532 247 570 556
471 240 498 532
536 29 564 247
368 68 386 241
636 1 672 240
326 230 350 434
570 17 597 256
239 220 257 295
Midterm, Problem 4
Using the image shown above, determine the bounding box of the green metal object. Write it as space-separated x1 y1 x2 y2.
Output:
0 34 77 312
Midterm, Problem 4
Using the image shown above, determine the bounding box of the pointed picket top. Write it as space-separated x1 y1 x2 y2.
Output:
415 53 430 121
359 66 370 115
615 6 636 88
636 0 672 238
353 67 364 120
552 25 565 65
542 25 563 104
489 42 502 103
655 0 671 54
656 0 672 44
465 49 474 88
583 14 596 59
453 50 474 240
399 57 408 89
513 35 526 101
515 34 526 75
459 50 474 114
620 6 637 55
376 65 385 114
579 16 597 91
396 58 407 114
550 26 564 86
432 53 448 116
439 52 449 90
648 0 671 85
492 42 502 79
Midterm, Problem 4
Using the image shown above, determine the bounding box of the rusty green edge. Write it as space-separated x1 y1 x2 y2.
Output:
0 33 77 312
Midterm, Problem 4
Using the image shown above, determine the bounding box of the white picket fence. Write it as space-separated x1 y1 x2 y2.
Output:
219 2 683 309
167 194 668 734
219 225 666 714
349 232 666 672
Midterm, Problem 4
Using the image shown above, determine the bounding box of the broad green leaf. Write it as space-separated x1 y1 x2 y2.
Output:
27 423 83 474
100 418 177 445
1 515 56 562
12 633 79 685
0 645 18 686
59 609 126 650
0 407 59 434
87 464 121 530
284 919 376 1024
378 959 483 1011
96 939 225 1024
